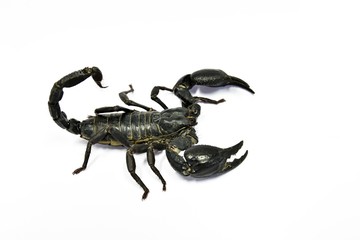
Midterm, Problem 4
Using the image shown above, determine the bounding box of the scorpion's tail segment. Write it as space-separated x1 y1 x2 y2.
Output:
167 141 247 178
174 69 255 107
48 67 105 134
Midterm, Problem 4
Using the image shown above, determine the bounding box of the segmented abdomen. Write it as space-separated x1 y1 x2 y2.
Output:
80 111 163 145
119 111 162 140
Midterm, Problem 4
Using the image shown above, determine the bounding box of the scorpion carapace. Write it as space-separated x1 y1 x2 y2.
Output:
48 67 254 199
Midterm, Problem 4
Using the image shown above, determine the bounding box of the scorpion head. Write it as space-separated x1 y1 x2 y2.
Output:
158 104 200 134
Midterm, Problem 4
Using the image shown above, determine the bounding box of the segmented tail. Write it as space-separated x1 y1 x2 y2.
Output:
48 67 104 134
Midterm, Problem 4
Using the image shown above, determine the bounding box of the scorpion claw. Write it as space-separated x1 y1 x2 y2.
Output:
173 69 254 107
167 140 247 178
222 150 248 173
183 141 247 178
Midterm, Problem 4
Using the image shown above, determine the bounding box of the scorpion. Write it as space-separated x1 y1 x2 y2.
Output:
48 67 255 199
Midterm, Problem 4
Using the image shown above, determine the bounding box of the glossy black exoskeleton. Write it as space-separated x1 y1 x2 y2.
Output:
48 67 254 199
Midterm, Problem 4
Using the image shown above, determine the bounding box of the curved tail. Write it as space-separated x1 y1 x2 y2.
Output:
48 67 105 134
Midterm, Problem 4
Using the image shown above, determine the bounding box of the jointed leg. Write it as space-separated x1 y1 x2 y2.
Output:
126 149 149 200
147 146 166 191
194 96 225 104
150 86 173 109
73 127 131 174
108 127 131 147
73 128 107 174
119 85 154 111
95 105 133 115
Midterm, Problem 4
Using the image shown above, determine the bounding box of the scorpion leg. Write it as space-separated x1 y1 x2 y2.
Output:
119 85 154 111
174 69 255 107
147 145 166 191
73 128 108 174
126 149 149 200
108 127 131 147
150 86 173 110
73 127 130 174
94 105 134 115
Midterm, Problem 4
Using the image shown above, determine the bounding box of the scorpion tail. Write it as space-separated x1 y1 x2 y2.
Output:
48 67 105 134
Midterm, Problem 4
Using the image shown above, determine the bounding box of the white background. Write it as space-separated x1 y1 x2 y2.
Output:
1 0 359 239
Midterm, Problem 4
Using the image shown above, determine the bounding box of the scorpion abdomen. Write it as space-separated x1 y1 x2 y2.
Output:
80 111 165 146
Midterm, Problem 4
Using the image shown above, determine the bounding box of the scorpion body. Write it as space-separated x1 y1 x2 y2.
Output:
49 67 254 199
80 110 192 146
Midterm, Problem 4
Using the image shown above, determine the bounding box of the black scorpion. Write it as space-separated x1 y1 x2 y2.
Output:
48 67 254 199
